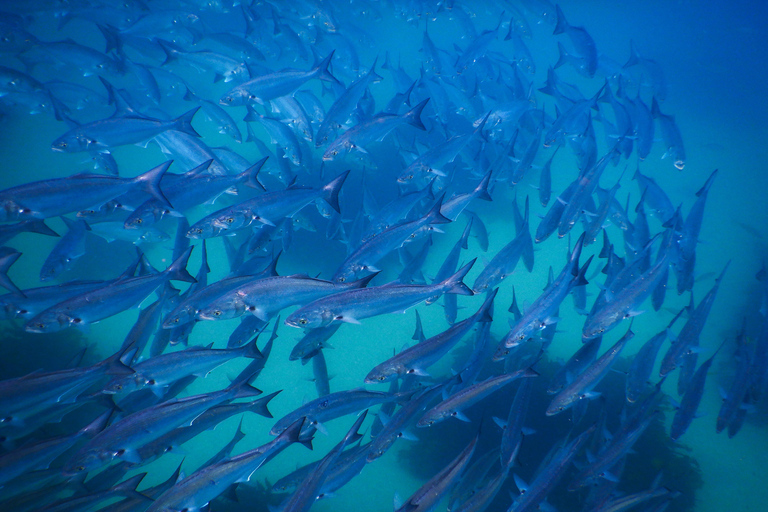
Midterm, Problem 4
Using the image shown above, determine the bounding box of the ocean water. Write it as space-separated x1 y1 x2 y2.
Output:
0 1 767 512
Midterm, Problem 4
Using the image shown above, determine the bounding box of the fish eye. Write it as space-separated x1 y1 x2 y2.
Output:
76 466 85 472
135 218 142 224
225 217 234 224
299 319 307 325
337 277 345 282
213 310 222 316
147 379 156 385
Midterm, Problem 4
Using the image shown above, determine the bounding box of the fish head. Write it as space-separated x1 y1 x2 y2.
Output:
197 299 246 321
63 448 107 477
322 141 347 161
212 211 251 231
364 366 397 384
396 169 417 184
186 220 220 239
39 257 67 282
581 317 607 340
473 281 489 294
51 132 88 153
25 311 72 333
287 149 301 166
103 375 138 395
3 302 32 320
219 86 251 107
1 200 39 222
123 207 157 230
162 306 194 329
332 266 359 284
285 308 333 330
417 413 441 428
137 228 170 245
545 401 567 416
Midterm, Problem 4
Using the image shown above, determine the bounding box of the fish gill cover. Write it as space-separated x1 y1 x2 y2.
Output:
0 1 766 512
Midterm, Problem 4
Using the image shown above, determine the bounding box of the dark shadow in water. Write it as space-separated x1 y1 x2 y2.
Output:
396 338 703 512
0 321 87 379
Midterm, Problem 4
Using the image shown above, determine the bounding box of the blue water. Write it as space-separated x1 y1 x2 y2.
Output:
1 1 767 511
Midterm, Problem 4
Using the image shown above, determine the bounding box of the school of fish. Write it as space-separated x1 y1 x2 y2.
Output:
0 1 765 512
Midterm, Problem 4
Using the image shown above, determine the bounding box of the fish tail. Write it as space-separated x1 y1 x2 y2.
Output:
0 251 24 296
477 288 498 322
173 107 201 138
425 196 451 225
165 246 196 284
111 473 147 501
136 160 173 208
554 4 569 35
574 255 593 286
103 345 135 377
156 39 178 66
315 50 340 84
404 98 429 130
554 42 569 69
696 169 718 197
243 333 265 360
369 56 384 83
182 85 196 102
651 97 662 118
241 156 267 191
459 215 473 250
26 219 59 237
350 272 378 288
248 390 281 418
475 171 493 201
322 170 350 213
569 232 586 275
230 379 262 399
443 258 476 296
281 417 314 450
624 40 641 68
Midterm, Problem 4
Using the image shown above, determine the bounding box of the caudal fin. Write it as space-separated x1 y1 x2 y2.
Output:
25 219 59 237
404 98 430 130
314 50 340 85
240 156 268 191
242 332 265 360
476 288 498 323
474 171 493 202
165 246 196 284
442 258 476 296
172 107 201 138
424 195 451 225
135 160 173 208
0 251 24 296
553 4 569 35
247 390 281 418
322 170 350 213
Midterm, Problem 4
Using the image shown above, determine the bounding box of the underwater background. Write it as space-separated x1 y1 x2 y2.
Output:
1 0 767 511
